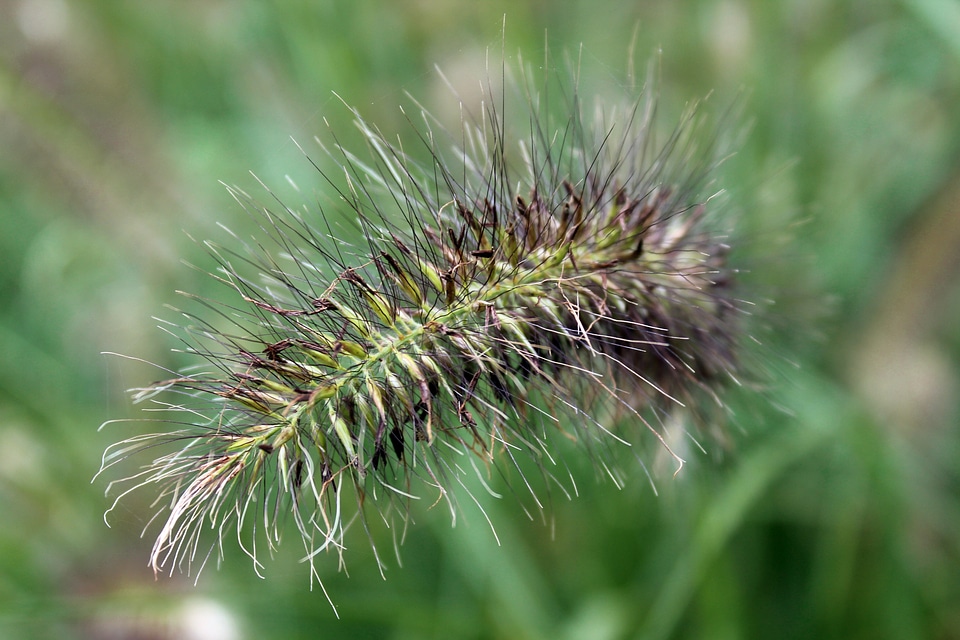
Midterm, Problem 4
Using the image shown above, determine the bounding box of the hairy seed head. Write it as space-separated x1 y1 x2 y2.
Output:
98 60 751 595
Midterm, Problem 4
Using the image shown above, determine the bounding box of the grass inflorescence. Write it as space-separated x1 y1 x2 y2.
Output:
98 56 752 597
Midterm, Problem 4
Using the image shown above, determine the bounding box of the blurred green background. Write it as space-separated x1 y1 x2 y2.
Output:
2 0 960 638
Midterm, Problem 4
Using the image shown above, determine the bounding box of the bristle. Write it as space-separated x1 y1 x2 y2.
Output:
98 58 752 594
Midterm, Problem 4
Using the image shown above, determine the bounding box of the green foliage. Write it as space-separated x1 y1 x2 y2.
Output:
1 1 959 638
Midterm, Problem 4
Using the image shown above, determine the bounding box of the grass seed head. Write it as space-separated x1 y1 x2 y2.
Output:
98 56 755 593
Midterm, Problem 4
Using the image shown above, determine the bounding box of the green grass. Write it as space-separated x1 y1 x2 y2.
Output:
1 1 959 638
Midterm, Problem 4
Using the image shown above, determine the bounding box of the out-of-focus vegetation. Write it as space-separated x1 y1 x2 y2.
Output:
1 0 959 638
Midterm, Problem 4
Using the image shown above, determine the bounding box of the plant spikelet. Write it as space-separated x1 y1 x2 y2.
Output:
98 59 751 591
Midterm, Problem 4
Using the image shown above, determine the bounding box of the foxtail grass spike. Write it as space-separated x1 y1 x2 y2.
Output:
98 57 751 596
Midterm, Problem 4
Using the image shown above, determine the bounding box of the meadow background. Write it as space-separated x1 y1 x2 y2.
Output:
2 0 959 638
